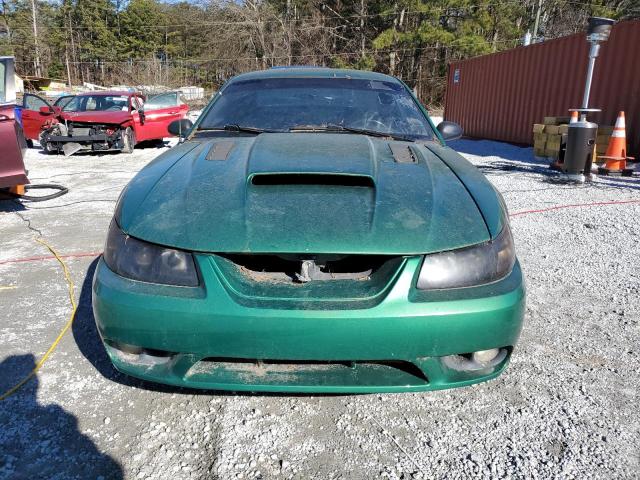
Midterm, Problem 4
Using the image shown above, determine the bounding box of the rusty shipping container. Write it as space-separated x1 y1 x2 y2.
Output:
444 20 640 158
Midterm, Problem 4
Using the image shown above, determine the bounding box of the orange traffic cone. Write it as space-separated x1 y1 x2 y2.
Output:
570 111 579 124
598 112 634 176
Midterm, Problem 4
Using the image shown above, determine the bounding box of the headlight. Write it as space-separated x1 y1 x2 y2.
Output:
103 221 199 287
417 224 515 290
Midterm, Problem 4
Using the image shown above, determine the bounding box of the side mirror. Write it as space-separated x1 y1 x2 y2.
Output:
39 105 53 114
436 121 463 141
168 118 193 137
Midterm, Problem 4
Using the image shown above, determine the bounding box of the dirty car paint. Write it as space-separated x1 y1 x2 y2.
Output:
119 133 491 254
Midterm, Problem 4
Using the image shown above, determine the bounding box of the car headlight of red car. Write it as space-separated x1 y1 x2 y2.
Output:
103 221 199 287
417 224 515 290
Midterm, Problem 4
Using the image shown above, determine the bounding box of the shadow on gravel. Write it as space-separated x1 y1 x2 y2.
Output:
451 138 640 190
594 175 640 191
73 258 345 398
475 161 552 176
0 198 26 212
449 139 558 178
0 354 124 479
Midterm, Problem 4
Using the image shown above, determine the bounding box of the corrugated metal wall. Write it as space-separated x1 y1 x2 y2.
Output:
444 20 640 158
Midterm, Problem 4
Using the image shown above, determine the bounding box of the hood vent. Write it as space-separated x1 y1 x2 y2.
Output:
206 140 235 161
389 144 417 164
250 173 374 188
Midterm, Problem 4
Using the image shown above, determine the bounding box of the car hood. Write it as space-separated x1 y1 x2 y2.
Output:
118 133 493 255
60 110 131 124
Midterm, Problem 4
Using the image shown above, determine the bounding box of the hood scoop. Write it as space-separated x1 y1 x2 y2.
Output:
250 173 374 188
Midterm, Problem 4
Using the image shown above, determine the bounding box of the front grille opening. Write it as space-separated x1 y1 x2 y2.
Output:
71 126 92 136
192 358 429 383
251 173 374 188
368 361 429 382
220 254 392 283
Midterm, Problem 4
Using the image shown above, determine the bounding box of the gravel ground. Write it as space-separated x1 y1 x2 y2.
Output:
1 138 639 480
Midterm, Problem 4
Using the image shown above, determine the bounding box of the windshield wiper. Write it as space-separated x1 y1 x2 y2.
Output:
289 124 414 142
198 124 281 134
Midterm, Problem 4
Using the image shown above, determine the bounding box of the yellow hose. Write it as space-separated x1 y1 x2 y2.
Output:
0 238 78 401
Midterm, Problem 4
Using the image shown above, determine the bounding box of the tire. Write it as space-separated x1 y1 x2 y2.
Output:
26 139 34 148
121 127 135 154
39 131 58 155
42 142 57 155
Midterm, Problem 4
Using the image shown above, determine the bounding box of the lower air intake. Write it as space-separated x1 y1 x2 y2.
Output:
186 358 429 387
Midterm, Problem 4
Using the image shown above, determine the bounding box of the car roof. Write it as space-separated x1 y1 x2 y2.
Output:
76 91 135 97
229 67 402 84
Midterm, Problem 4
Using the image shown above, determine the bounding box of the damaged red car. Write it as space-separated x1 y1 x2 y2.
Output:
21 90 189 155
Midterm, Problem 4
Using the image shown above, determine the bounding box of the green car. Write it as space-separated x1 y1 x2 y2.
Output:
92 67 525 393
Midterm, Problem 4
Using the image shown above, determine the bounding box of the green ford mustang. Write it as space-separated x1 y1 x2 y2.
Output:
92 67 525 393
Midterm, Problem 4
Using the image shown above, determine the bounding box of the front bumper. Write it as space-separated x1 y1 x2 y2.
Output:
92 255 525 393
48 134 108 142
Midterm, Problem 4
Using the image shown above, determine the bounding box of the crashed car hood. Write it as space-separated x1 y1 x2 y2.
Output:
118 133 492 255
60 110 131 124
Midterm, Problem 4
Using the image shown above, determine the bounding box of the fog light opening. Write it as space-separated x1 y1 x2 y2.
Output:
106 341 174 367
442 347 508 372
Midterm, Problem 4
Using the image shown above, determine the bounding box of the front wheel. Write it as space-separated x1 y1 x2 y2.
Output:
42 142 58 155
39 131 58 155
121 127 135 154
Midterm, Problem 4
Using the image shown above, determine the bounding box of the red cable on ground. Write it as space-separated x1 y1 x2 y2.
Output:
1 199 639 266
509 199 640 218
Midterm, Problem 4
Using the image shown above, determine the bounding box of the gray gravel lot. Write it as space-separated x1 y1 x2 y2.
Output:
1 139 639 480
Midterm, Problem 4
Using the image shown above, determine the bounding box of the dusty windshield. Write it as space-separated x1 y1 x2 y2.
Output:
63 95 130 112
199 77 436 141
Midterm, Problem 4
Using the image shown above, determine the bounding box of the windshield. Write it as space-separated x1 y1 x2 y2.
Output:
198 77 436 141
63 95 130 112
54 96 75 109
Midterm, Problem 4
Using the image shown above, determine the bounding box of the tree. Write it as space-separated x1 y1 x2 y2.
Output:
73 0 117 82
118 0 163 58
